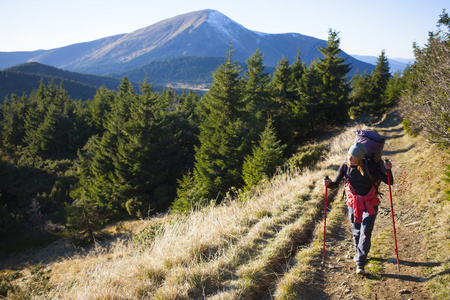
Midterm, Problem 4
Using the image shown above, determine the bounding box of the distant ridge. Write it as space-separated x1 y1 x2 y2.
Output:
109 56 277 89
0 9 375 78
0 63 123 101
0 62 174 102
4 62 122 89
350 55 414 73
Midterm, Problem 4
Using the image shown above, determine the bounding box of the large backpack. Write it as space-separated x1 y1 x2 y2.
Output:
354 130 385 163
354 129 387 191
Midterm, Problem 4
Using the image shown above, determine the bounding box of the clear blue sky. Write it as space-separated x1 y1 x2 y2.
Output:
0 0 447 59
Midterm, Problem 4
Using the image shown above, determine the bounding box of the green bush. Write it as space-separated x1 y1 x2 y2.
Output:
0 271 22 297
133 221 165 247
287 144 330 170
402 118 419 137
0 262 51 299
171 172 207 214
126 197 143 218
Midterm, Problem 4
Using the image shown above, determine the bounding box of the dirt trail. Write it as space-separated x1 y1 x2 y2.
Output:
314 188 431 300
305 113 434 300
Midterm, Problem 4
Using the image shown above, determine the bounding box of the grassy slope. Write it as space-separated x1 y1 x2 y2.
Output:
385 112 450 299
1 109 449 299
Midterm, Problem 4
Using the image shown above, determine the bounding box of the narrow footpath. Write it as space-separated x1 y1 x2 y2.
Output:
308 114 436 300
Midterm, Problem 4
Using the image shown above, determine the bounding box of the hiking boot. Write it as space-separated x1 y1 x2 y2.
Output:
356 266 365 275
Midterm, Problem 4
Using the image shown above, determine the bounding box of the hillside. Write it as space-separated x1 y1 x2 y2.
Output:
4 62 123 89
0 62 122 101
0 62 185 102
108 56 228 89
109 56 277 89
0 109 448 299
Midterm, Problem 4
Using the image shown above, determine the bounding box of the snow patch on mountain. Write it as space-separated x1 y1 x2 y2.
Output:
254 31 269 37
206 9 247 42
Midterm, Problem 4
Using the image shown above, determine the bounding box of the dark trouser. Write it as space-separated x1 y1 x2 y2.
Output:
348 205 378 267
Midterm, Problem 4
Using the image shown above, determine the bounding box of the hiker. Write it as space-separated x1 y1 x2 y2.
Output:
323 142 394 275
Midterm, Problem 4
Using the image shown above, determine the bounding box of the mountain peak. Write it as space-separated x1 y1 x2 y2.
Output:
0 10 375 76
204 9 247 38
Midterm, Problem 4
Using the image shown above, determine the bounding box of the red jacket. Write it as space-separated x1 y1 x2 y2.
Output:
345 181 380 223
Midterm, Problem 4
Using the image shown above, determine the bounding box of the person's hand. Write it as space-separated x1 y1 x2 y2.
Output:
323 178 331 187
384 160 392 170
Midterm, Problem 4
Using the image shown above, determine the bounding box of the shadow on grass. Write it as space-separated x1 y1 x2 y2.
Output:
381 268 450 282
368 257 450 282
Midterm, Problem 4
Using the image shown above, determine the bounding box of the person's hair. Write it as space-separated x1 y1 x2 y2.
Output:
346 156 365 176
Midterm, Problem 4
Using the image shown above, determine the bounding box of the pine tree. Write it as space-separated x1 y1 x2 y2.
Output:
74 78 137 218
171 171 206 214
23 95 43 157
193 48 247 200
242 118 287 190
117 80 184 213
73 78 185 221
242 49 272 141
288 49 320 137
291 49 306 89
18 81 81 158
66 197 103 244
269 56 297 147
291 63 326 136
349 70 371 117
369 50 391 113
177 89 200 170
69 100 94 154
1 94 27 150
0 152 16 236
87 86 115 135
349 50 392 117
271 56 293 101
382 71 406 109
315 29 352 126
371 50 391 95
35 105 58 155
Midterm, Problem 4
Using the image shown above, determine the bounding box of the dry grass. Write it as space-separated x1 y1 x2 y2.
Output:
40 125 366 300
37 167 325 299
375 117 450 299
272 195 347 300
390 130 450 299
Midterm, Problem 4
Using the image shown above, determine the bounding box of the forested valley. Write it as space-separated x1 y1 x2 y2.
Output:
0 30 407 250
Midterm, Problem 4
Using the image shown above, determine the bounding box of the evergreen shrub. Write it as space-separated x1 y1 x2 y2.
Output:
287 144 330 170
133 221 165 247
402 118 419 137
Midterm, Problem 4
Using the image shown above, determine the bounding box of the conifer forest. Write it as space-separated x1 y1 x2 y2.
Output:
0 28 426 249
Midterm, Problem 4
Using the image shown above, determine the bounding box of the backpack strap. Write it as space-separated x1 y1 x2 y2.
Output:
364 159 375 186
344 159 372 181
346 159 383 196
365 159 383 196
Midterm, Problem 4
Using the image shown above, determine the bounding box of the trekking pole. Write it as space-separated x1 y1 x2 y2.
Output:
322 175 329 264
385 159 400 271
